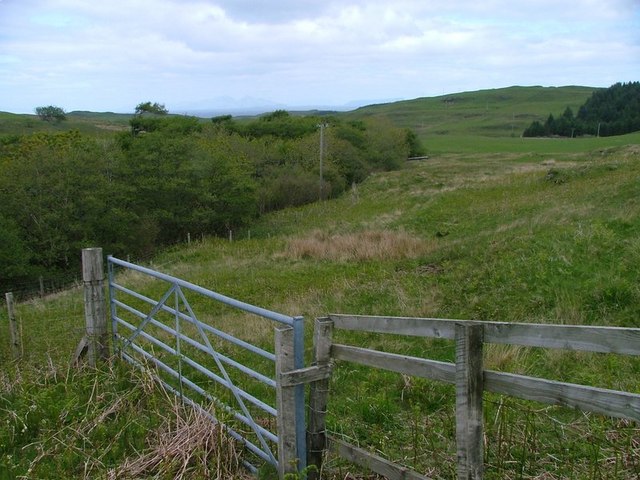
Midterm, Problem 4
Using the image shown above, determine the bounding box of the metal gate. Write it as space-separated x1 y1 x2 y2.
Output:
107 256 306 475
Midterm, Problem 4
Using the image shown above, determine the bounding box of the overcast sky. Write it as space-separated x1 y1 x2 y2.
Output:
1 0 639 114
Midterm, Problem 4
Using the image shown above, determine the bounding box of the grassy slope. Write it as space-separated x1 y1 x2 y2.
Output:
0 111 131 135
1 87 639 478
348 85 596 134
117 136 640 479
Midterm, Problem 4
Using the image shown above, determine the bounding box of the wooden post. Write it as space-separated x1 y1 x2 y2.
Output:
82 248 108 366
39 276 44 297
6 292 21 359
455 323 484 480
307 317 333 479
275 325 300 478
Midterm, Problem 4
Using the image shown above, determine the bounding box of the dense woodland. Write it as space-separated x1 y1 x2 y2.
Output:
0 110 420 292
523 82 640 137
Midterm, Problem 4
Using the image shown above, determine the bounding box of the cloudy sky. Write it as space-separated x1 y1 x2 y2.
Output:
1 0 639 114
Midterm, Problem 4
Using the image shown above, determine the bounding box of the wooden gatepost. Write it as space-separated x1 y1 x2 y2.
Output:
74 247 109 366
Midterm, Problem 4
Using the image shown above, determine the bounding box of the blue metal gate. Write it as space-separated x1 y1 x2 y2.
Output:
107 256 306 474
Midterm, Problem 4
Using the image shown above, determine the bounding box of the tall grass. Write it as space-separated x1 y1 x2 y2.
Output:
0 361 249 479
284 230 433 261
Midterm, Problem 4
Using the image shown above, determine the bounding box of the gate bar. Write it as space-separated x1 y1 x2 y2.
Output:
109 256 295 326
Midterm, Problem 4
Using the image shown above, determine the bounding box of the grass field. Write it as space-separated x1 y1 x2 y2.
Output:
0 111 132 136
1 86 639 478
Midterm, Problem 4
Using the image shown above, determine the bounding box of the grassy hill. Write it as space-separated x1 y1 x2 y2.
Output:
1 87 639 478
348 85 597 135
347 85 601 153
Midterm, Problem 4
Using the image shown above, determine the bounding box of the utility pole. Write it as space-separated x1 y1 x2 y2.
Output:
317 123 328 201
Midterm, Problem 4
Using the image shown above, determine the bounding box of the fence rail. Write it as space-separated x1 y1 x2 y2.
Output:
331 314 640 355
306 314 640 480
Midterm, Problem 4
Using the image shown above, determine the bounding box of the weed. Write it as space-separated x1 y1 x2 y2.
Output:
283 229 432 262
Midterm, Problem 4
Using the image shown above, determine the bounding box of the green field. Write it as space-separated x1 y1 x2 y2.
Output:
0 110 131 136
1 86 639 479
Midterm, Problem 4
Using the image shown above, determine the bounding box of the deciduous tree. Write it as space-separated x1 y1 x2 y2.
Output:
134 101 168 116
35 105 66 123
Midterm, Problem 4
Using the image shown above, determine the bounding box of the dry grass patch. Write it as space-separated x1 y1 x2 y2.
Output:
111 399 249 480
283 230 433 262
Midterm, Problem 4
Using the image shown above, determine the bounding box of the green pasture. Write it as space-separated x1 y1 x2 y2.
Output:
1 85 639 478
424 130 640 154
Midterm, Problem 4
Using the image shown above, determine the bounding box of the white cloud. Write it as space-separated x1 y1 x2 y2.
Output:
0 0 638 112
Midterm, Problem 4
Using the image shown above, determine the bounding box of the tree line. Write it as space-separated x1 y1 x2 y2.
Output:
523 82 640 137
0 108 422 292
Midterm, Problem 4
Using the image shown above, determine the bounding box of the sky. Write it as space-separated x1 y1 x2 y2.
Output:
1 0 639 114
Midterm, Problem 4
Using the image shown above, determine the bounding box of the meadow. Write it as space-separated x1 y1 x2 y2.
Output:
0 86 639 478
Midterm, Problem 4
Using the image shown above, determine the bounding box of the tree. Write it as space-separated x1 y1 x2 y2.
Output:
0 214 32 289
523 82 640 137
405 128 425 157
35 105 66 123
523 120 546 137
134 101 168 116
0 131 117 272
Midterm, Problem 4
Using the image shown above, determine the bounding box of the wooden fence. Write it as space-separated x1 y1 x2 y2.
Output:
5 251 640 479
306 314 640 480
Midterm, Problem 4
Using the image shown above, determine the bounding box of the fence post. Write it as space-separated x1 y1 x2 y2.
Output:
307 317 333 479
5 292 21 359
292 316 307 474
82 247 108 367
275 325 300 478
455 323 484 480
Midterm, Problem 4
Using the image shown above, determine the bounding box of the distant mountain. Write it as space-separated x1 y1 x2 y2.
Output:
172 96 403 117
173 96 286 117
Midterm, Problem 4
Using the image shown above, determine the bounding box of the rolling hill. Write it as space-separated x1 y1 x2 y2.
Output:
347 85 598 136
1 85 597 139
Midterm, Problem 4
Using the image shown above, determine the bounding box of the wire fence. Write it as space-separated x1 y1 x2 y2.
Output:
0 285 85 365
0 244 193 366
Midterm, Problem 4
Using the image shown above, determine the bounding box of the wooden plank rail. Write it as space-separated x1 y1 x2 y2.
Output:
331 343 640 422
314 315 640 479
329 314 640 355
332 344 455 383
328 436 433 480
484 371 640 422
